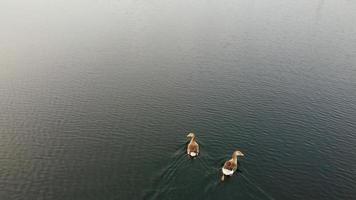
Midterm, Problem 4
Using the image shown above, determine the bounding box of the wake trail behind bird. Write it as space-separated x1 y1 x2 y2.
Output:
239 167 276 200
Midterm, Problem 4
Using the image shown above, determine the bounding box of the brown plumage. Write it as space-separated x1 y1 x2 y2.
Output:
223 158 238 171
186 133 199 157
221 150 244 181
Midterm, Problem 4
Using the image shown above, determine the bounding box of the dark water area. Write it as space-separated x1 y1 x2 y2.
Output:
1 0 356 199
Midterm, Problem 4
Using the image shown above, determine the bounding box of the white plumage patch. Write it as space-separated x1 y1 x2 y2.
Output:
222 168 234 176
189 152 197 157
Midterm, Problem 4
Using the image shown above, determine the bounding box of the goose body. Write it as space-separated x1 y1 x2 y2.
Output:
221 150 244 181
222 159 238 176
186 133 199 157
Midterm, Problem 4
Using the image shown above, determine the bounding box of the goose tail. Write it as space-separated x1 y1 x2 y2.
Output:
189 152 197 157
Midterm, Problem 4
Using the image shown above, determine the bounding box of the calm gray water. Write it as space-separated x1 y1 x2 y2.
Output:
1 0 356 199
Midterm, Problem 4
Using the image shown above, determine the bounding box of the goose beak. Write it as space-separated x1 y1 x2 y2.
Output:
235 151 244 156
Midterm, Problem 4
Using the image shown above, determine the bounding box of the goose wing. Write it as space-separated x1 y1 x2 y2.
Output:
223 160 237 171
188 142 199 154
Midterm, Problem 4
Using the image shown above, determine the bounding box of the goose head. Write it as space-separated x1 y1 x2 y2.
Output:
233 150 244 157
187 132 195 138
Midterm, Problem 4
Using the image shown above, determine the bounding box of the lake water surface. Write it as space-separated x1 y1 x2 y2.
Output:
1 0 356 199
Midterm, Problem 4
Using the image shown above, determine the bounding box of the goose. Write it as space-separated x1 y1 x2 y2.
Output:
221 150 244 181
186 133 199 157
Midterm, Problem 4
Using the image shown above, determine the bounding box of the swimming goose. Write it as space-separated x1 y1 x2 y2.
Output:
186 133 199 157
221 150 244 181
